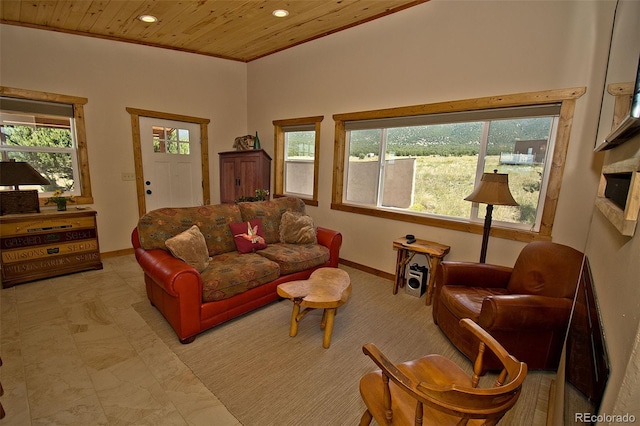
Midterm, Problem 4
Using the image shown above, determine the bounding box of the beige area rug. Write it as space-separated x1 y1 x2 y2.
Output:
133 266 554 426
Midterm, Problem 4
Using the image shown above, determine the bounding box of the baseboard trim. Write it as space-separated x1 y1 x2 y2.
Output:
338 257 394 281
101 250 394 282
102 248 135 258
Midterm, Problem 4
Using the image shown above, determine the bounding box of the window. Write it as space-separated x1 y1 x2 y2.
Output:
152 126 191 154
273 116 323 205
332 88 585 241
0 87 93 204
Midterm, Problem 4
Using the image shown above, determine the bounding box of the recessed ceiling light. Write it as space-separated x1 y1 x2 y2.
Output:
272 9 289 18
139 14 158 23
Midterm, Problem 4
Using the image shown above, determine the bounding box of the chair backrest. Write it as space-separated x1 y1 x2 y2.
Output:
422 319 527 422
507 241 584 298
421 319 527 421
362 319 527 425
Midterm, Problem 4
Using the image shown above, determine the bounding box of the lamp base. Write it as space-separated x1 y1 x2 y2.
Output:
0 190 41 215
479 204 493 263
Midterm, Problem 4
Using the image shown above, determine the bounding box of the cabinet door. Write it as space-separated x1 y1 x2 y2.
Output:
219 150 271 203
237 155 261 199
220 157 238 203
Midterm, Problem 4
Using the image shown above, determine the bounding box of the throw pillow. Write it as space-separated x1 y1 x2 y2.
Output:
230 219 268 253
237 197 306 244
164 225 212 272
279 211 317 244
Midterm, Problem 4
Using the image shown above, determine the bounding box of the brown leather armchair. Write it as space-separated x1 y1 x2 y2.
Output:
433 241 584 370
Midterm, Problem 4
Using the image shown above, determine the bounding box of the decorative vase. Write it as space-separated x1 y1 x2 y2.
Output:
57 200 67 211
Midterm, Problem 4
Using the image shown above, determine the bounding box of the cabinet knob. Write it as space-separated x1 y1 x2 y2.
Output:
146 190 152 195
146 181 151 186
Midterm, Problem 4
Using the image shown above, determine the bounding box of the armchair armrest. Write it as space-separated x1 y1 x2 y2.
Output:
363 342 480 402
316 226 342 267
438 261 513 289
362 343 431 398
479 294 573 331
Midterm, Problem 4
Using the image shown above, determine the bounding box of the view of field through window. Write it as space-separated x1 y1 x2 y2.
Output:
410 155 544 224
346 116 554 228
285 130 315 158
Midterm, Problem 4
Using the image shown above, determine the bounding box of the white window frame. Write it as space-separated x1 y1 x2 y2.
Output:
0 86 93 205
343 108 560 232
331 88 586 242
273 116 323 206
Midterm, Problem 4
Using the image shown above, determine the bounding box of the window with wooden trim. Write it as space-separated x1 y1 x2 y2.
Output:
152 125 192 155
273 116 323 205
0 87 93 204
332 88 585 242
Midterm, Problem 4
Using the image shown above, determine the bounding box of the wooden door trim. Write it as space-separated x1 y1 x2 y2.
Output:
126 107 211 217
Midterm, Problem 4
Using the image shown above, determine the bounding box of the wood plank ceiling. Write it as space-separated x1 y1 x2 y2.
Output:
0 1 429 62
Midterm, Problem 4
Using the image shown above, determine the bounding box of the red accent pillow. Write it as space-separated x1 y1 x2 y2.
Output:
229 219 267 253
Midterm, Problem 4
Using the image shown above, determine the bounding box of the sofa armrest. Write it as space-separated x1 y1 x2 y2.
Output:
438 261 513 289
131 227 142 249
479 294 573 331
316 226 342 267
134 245 203 299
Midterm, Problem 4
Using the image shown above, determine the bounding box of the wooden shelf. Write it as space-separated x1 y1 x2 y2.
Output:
595 82 640 236
596 157 640 237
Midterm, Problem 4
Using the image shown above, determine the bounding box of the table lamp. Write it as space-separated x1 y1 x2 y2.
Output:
0 159 50 215
464 170 518 263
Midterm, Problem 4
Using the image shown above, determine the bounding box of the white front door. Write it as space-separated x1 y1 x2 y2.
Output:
139 117 203 211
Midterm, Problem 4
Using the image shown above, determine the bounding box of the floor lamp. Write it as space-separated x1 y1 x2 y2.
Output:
465 170 518 263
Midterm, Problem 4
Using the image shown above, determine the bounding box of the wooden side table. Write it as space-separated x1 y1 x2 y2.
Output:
392 237 450 305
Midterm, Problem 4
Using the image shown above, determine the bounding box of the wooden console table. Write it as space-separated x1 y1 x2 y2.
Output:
392 237 450 305
0 208 102 288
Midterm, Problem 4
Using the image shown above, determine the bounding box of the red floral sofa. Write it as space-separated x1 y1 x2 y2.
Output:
131 197 342 343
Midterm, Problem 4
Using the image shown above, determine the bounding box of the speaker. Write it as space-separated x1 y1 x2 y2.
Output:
405 263 429 297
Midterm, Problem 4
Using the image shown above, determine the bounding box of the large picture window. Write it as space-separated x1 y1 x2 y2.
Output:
0 87 93 204
273 116 322 205
332 88 585 241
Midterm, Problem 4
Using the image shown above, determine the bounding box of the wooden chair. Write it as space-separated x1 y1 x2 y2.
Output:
359 318 527 426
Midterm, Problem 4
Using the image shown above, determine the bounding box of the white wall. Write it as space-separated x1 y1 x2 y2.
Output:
585 0 640 419
0 24 248 252
2 0 638 420
248 0 638 421
248 0 610 269
587 197 640 420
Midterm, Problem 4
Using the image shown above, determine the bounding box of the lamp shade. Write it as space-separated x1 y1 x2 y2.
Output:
0 160 50 189
465 170 518 206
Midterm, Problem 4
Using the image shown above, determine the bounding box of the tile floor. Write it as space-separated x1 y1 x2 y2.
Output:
0 254 240 425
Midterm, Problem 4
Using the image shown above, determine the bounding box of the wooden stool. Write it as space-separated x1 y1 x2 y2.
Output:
277 268 351 348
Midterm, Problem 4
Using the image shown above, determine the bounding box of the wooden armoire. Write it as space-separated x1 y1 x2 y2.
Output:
218 149 271 203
